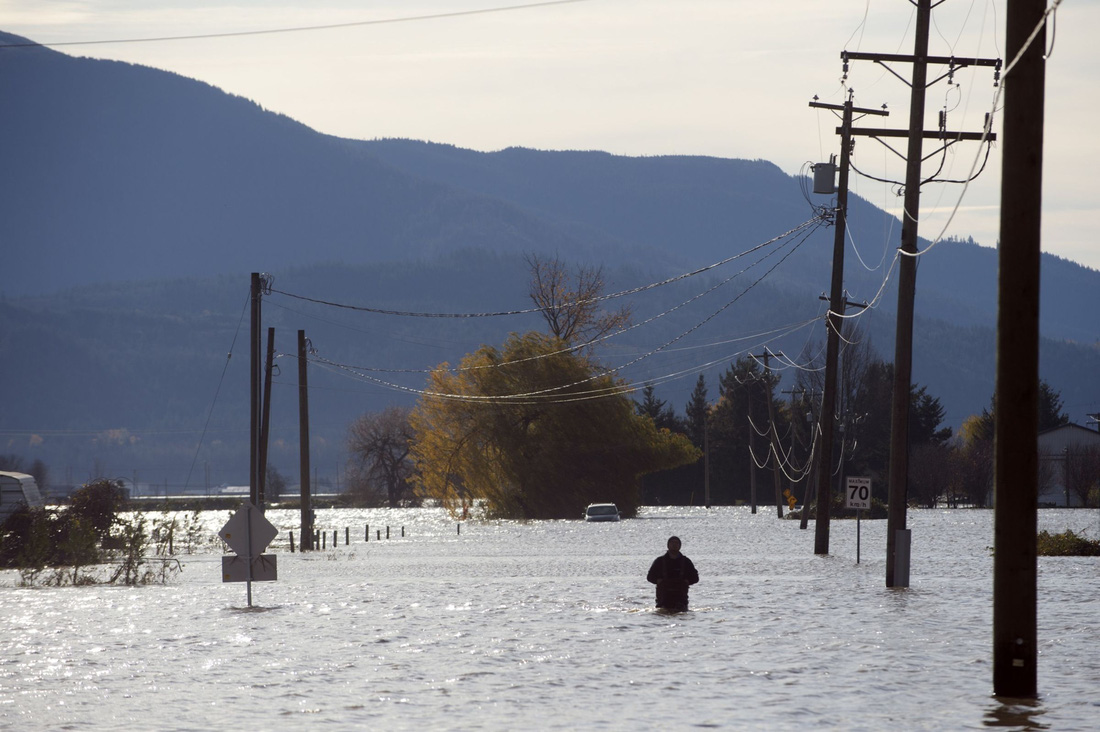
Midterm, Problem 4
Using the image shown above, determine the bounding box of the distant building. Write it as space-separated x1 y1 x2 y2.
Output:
1037 424 1100 507
0 471 45 522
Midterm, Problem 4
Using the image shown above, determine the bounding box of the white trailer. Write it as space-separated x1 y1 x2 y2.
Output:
0 471 45 522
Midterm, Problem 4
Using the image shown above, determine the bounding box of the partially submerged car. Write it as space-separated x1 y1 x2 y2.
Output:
584 503 621 522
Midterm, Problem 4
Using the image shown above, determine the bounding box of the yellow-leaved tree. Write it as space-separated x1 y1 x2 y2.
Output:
409 331 699 520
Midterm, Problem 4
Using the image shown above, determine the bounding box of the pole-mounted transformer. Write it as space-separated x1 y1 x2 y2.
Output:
811 156 837 194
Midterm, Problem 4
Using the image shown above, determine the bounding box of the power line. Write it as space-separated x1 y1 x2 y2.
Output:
0 0 594 50
291 221 819 375
308 221 824 402
183 288 252 492
310 316 821 406
268 215 823 318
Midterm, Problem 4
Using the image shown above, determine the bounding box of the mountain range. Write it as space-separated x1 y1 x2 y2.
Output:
1 29 1097 492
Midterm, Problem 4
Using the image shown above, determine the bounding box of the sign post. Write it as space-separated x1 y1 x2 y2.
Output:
218 502 278 607
846 476 872 564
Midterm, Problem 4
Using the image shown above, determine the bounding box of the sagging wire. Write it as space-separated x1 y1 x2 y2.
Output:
307 313 821 407
306 218 825 378
799 161 835 222
748 415 815 484
269 215 823 319
0 0 594 49
317 229 808 376
182 288 251 491
310 223 823 404
902 0 1061 260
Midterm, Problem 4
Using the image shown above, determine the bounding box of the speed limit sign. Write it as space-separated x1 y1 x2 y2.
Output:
846 476 872 510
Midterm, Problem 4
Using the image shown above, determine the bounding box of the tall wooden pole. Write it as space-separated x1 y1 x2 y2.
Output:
258 326 275 510
812 94 852 552
885 0 931 588
704 420 711 508
748 390 758 515
806 94 886 548
298 330 314 551
249 272 261 506
993 0 1045 699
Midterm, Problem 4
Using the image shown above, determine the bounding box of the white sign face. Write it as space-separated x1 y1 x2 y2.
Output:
846 476 872 510
218 502 278 558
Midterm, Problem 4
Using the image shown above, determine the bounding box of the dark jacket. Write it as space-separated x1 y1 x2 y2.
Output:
647 552 699 610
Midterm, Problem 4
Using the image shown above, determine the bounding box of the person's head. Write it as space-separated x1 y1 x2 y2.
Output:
667 536 681 553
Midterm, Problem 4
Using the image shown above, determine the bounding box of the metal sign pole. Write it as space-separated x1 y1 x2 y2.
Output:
857 509 862 564
245 503 254 608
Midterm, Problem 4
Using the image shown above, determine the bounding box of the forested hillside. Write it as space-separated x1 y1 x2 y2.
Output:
1 29 1098 494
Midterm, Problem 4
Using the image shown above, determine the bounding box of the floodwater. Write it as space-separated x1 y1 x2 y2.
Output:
2 507 1098 731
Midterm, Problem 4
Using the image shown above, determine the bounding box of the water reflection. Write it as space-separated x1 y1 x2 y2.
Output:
983 697 1048 729
2 506 1097 731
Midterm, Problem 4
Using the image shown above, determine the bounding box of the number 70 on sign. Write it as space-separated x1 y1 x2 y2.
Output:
846 476 872 510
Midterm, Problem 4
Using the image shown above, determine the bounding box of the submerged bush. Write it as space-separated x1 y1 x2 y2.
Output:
1036 529 1100 557
1 479 184 585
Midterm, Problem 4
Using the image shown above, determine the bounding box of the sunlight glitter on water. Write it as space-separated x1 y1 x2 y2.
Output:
2 507 1098 731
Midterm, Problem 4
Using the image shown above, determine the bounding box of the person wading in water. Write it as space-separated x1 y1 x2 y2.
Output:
647 536 699 611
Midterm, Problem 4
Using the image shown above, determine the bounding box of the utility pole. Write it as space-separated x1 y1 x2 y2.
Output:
808 92 888 554
841 1 999 586
993 0 1046 699
751 349 785 518
704 420 711 508
787 387 820 531
249 272 263 507
298 330 314 551
748 390 758 515
258 327 275 510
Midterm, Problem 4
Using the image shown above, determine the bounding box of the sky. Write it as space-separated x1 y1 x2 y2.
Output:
3 0 1097 270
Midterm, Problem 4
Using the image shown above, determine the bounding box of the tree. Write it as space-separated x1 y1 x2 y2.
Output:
347 406 415 507
909 442 954 508
707 356 774 506
265 465 287 502
909 385 953 446
971 378 1070 441
526 254 631 346
68 479 127 541
684 375 709 450
635 383 682 433
1038 380 1070 432
409 332 699 519
1065 445 1100 507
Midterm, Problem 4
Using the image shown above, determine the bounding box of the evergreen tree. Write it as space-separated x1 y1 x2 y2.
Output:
684 374 709 450
635 383 682 433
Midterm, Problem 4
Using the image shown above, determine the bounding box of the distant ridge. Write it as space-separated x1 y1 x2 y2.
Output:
0 29 1097 488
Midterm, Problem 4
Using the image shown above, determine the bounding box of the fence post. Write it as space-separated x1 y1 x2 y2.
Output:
290 531 295 553
345 527 349 546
